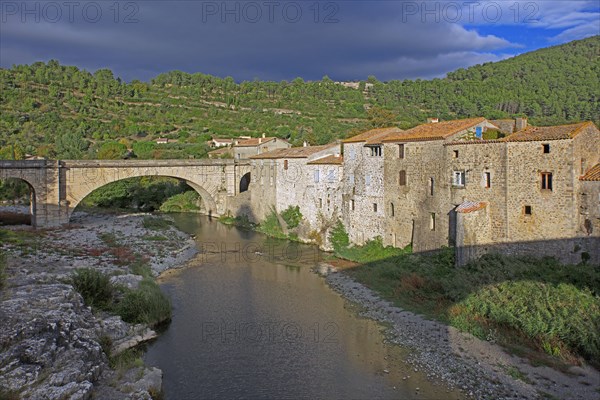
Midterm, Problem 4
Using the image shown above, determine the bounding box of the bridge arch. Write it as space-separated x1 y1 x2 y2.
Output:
0 176 37 225
67 173 219 221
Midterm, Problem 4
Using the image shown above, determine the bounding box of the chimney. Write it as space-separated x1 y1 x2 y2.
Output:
261 133 266 138
234 140 238 146
515 117 527 132
303 141 308 147
258 138 262 144
427 117 439 123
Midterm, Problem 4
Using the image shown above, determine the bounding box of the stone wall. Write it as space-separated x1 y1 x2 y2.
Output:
341 142 385 245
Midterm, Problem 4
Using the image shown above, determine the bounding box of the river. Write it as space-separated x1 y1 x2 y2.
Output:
144 214 460 399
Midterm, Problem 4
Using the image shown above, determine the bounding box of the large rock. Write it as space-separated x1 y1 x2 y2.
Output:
0 284 106 399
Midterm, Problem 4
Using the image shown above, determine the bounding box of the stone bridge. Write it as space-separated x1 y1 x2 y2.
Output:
0 159 252 227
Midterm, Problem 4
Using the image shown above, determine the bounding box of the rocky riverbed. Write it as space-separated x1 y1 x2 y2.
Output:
0 211 197 399
320 265 600 400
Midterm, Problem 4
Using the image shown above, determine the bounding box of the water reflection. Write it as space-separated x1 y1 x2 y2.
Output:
144 215 460 400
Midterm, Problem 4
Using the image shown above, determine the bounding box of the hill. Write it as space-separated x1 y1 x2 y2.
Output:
0 36 598 160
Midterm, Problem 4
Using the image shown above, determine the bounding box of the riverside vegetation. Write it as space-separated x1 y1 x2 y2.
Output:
327 221 600 369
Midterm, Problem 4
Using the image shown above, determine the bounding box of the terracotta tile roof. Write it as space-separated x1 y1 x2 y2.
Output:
456 201 487 213
342 127 403 144
383 117 487 142
236 137 284 147
250 144 337 159
580 163 600 181
504 122 593 142
307 155 343 165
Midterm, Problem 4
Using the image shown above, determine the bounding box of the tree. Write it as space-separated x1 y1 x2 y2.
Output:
97 142 127 160
367 106 398 128
55 132 89 159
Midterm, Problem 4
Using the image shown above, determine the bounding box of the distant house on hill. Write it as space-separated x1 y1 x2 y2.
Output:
155 138 170 144
233 133 291 159
209 138 234 148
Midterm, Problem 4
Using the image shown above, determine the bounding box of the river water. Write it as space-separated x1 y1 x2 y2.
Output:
144 215 460 399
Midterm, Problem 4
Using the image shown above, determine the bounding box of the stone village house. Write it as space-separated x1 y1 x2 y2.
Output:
239 118 600 263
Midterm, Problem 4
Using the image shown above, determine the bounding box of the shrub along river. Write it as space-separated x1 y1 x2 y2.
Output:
144 214 460 399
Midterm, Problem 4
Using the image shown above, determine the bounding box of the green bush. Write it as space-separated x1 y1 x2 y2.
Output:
329 219 349 253
72 268 114 310
116 279 171 326
338 236 409 263
450 281 600 360
347 251 600 363
159 191 200 212
257 210 286 239
281 206 302 229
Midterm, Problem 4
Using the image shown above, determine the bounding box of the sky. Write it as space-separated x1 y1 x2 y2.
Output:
1 0 599 82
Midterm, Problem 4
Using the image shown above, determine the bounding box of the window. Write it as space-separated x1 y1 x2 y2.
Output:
429 177 434 196
390 202 395 217
327 169 336 182
366 175 371 186
453 150 459 158
453 171 465 187
319 198 322 208
430 213 436 231
475 126 482 138
327 199 330 208
484 172 491 188
399 170 406 186
524 205 532 215
349 174 355 185
314 169 320 183
373 203 378 212
541 172 553 191
284 160 288 170
369 146 382 157
351 199 355 211
542 144 550 154
398 144 405 159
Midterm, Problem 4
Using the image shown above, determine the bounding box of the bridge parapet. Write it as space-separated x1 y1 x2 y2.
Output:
1 159 253 227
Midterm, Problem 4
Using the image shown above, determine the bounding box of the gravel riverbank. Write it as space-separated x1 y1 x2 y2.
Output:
322 267 600 400
0 211 198 399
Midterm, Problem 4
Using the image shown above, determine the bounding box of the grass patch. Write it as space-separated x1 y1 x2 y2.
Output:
116 278 172 326
336 236 412 263
108 347 145 372
72 270 171 327
142 216 172 231
71 268 114 311
346 250 600 365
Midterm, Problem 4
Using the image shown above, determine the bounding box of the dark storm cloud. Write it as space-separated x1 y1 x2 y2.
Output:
0 1 595 81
